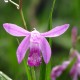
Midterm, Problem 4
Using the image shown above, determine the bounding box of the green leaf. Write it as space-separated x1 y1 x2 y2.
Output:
31 67 36 80
39 60 46 80
23 59 32 80
0 71 12 80
45 0 56 80
57 57 76 80
45 59 51 80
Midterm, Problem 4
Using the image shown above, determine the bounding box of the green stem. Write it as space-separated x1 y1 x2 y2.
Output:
45 0 56 80
77 36 80 41
19 0 27 29
51 0 56 16
31 67 36 80
39 60 46 80
23 59 32 80
20 10 27 29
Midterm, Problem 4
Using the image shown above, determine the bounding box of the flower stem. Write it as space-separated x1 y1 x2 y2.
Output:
23 59 32 80
31 67 36 80
19 0 27 29
39 60 46 80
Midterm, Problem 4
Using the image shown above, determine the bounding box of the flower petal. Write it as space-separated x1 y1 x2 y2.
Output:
39 36 51 63
70 63 77 76
17 35 30 63
77 63 80 74
28 42 42 66
3 23 30 36
51 66 64 79
51 61 70 80
41 24 69 37
73 72 78 80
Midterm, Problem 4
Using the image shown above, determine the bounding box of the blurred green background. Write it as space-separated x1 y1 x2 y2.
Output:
0 0 80 80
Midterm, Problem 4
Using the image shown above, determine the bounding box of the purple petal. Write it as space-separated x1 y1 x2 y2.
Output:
77 63 80 74
70 60 78 76
73 72 78 80
28 42 42 66
3 23 30 36
51 61 70 79
51 77 56 80
41 24 69 37
39 36 51 63
17 35 30 63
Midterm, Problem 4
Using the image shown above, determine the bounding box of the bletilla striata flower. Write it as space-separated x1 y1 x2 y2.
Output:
51 50 80 80
51 61 70 80
3 23 69 66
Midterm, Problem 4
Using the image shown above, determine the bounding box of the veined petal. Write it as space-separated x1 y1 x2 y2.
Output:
17 35 30 63
39 36 51 63
28 42 42 66
41 24 69 37
3 23 30 36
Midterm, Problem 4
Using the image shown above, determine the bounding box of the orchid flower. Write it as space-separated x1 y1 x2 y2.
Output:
3 23 69 66
70 51 80 80
51 50 80 80
51 61 70 80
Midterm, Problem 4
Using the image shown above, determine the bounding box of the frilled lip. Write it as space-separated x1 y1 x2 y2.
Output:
27 42 42 66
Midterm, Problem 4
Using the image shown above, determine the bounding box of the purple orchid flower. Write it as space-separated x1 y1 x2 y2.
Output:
3 23 69 66
51 61 70 80
70 51 80 80
51 50 80 80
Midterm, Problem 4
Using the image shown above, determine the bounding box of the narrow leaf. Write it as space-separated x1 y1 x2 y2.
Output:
0 71 12 80
23 59 32 80
45 0 56 80
39 60 46 80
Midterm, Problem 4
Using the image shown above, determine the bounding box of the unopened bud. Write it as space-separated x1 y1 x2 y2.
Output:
71 27 77 48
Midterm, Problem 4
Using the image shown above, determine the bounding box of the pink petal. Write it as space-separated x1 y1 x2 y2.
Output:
51 66 64 79
28 42 42 66
70 64 77 76
39 36 51 63
3 23 30 36
17 36 30 63
51 61 70 79
41 24 69 37
77 63 80 74
73 72 78 80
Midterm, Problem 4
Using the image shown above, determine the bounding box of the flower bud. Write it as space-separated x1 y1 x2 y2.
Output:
71 27 77 48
